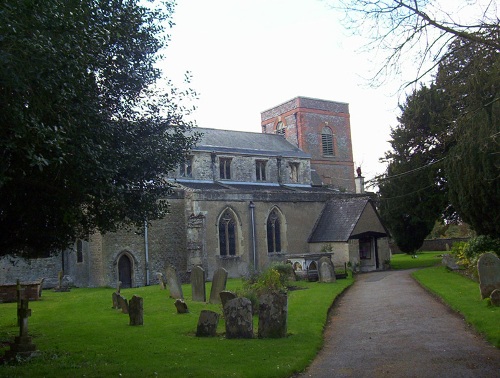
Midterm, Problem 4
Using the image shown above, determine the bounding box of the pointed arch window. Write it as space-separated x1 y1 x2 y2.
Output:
267 209 281 253
322 127 334 156
219 209 237 256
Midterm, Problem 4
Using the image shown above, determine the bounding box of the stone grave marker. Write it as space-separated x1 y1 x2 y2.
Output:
219 290 237 307
5 287 37 360
196 310 220 337
118 295 129 314
157 273 165 290
191 266 206 302
318 256 336 283
258 292 288 338
165 265 184 299
116 280 122 294
112 292 119 309
54 270 70 292
223 297 253 339
174 299 189 314
477 253 500 299
442 254 460 270
490 289 500 307
209 267 228 304
129 295 143 325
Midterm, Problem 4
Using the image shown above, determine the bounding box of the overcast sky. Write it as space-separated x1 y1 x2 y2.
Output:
159 0 467 184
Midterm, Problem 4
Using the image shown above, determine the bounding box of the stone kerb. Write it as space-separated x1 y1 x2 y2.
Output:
165 265 183 299
191 266 206 302
223 297 253 339
258 292 288 338
477 253 500 299
209 268 228 304
318 256 336 283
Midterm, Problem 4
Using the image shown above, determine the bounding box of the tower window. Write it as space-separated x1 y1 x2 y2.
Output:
322 127 334 156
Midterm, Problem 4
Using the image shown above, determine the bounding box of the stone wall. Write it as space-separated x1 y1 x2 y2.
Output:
390 238 469 254
0 254 61 288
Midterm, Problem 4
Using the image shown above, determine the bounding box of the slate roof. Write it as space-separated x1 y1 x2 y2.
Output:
308 197 377 242
191 127 310 159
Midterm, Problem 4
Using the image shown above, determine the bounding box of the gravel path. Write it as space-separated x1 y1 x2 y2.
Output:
298 269 500 378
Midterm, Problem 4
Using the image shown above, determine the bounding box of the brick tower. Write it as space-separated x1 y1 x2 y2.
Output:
261 96 355 192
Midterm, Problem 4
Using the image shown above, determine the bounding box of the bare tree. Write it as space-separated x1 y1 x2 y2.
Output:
334 0 499 87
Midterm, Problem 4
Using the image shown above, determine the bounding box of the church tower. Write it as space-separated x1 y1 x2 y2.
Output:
261 96 355 192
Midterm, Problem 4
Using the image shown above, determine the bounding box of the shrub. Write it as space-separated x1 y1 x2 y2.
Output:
451 236 500 278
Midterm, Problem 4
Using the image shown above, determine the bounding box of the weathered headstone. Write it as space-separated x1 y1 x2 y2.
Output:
258 292 288 338
5 288 37 360
54 271 71 292
196 310 220 337
442 254 460 270
477 253 500 299
219 290 237 307
174 299 189 314
118 295 129 314
165 265 184 299
191 266 206 302
223 297 253 339
318 256 336 283
209 267 228 304
490 289 500 307
157 273 165 290
129 295 143 325
112 292 119 309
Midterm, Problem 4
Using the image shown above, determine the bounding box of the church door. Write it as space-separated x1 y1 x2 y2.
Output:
118 255 132 288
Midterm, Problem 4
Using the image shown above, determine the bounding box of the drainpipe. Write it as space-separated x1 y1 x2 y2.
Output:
144 220 150 286
249 201 257 271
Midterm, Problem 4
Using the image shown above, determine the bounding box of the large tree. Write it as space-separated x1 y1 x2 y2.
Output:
0 0 198 257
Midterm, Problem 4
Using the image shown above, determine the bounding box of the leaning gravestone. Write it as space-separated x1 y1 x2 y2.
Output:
196 310 220 337
223 297 253 339
191 266 206 302
157 273 165 290
128 295 143 326
118 295 129 314
112 292 120 309
165 265 183 299
318 256 336 283
490 289 500 307
219 290 237 307
258 292 288 338
209 268 228 304
477 253 500 299
174 299 189 314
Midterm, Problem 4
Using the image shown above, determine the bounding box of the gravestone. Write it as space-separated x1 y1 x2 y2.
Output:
191 266 206 302
118 295 129 314
5 288 37 360
219 290 237 307
165 265 183 299
442 254 460 270
258 292 288 338
157 273 165 290
128 295 143 325
196 310 220 337
490 289 500 307
223 297 253 339
116 280 122 294
209 267 228 304
112 292 119 309
318 257 336 283
174 299 189 314
54 270 70 292
477 253 500 299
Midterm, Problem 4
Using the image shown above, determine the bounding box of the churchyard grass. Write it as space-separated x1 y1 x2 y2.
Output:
413 266 500 348
0 276 353 377
390 251 442 270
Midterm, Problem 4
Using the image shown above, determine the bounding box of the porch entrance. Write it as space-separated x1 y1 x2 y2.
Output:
118 254 132 288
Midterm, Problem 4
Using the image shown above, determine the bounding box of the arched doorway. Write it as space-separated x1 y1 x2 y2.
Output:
118 254 133 288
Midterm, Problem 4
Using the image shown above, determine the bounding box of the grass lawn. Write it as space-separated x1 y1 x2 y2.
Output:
0 276 353 377
413 266 500 348
390 251 442 270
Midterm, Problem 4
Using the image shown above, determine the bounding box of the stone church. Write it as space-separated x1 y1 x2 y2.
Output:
0 97 390 288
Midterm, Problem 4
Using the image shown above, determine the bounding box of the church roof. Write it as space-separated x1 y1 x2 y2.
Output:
308 197 388 242
191 127 310 159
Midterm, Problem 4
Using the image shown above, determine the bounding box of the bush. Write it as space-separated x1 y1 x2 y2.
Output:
451 236 500 278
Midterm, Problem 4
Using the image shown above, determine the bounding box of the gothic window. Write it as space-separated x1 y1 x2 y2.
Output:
219 158 231 180
289 162 299 182
322 127 334 156
267 209 281 253
76 239 83 263
219 209 237 256
180 156 192 177
256 160 267 181
276 121 285 136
